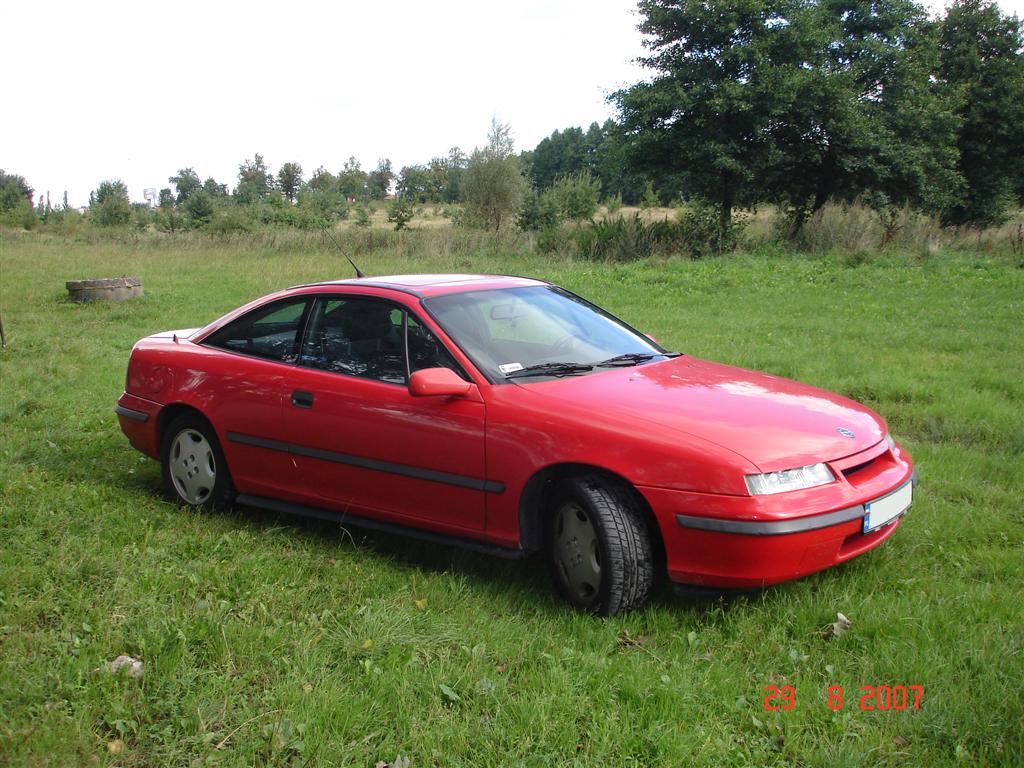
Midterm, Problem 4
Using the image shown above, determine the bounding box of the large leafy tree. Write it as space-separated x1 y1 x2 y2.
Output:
306 166 337 193
337 157 368 199
367 158 394 200
89 180 131 226
168 168 201 203
462 120 527 231
0 170 34 212
235 154 274 203
277 162 304 202
615 0 962 239
530 126 590 190
939 0 1024 225
765 0 962 232
615 0 808 236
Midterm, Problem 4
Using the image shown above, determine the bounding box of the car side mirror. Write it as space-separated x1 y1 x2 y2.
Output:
409 367 475 398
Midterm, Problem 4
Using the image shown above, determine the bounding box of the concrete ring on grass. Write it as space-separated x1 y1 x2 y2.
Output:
66 277 144 302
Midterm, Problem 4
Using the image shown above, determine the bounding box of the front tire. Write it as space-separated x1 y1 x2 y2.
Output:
161 414 233 508
546 475 655 616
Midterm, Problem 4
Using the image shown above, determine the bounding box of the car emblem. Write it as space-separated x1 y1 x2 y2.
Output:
837 427 855 439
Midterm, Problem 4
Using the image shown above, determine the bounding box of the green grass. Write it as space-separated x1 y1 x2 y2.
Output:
1 231 1022 766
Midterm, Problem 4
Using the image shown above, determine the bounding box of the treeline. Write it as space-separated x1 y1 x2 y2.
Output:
2 0 1022 248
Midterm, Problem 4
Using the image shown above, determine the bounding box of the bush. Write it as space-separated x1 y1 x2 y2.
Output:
676 201 745 257
574 213 664 261
0 200 38 230
89 180 131 227
206 207 254 234
353 206 372 228
387 197 415 230
640 180 660 209
604 193 623 215
517 189 561 232
184 190 215 227
550 171 600 223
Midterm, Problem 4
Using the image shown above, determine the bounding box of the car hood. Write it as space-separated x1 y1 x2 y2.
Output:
520 356 886 472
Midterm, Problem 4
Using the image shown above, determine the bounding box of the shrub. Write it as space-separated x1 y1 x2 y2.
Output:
640 180 660 209
517 189 561 232
353 206 373 228
574 213 661 261
387 197 415 230
676 201 745 257
206 207 254 234
0 200 38 230
550 171 601 223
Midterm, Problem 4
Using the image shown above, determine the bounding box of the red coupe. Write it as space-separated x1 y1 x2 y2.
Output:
117 274 915 614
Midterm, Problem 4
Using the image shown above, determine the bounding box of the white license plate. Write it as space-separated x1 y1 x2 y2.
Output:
863 481 913 533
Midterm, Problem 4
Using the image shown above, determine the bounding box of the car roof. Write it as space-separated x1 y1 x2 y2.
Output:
290 273 549 298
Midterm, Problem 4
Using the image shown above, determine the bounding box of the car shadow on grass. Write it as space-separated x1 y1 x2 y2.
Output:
133 479 780 617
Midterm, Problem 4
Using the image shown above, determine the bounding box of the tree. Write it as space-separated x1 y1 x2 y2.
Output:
338 156 368 199
203 178 228 198
367 158 394 200
158 188 175 208
398 164 431 202
168 168 201 203
277 162 304 202
307 166 337 192
516 188 561 231
353 205 372 228
387 197 415 230
615 0 804 239
184 189 215 225
89 180 131 226
940 0 1024 225
778 0 961 226
444 147 467 202
550 171 601 223
462 119 527 231
0 170 34 212
616 0 962 240
235 154 273 203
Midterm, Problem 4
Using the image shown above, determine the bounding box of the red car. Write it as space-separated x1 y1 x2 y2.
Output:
117 274 915 615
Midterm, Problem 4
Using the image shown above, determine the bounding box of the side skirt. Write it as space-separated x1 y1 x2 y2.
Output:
235 493 531 560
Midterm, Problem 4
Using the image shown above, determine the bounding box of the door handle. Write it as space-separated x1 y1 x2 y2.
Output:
291 390 314 409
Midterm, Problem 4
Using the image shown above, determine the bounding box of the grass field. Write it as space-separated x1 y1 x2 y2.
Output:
1 231 1022 766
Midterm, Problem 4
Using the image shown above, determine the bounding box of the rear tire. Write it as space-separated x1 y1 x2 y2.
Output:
546 475 655 616
160 413 233 509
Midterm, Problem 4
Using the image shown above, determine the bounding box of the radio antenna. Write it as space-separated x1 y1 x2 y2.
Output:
320 222 366 278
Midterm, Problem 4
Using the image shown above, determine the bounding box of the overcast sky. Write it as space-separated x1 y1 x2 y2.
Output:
4 0 1022 208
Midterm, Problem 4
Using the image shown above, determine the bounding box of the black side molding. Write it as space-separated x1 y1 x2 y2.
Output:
227 432 505 494
235 493 530 559
115 405 149 423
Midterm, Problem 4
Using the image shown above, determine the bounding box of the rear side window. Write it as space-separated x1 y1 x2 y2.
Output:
204 298 310 363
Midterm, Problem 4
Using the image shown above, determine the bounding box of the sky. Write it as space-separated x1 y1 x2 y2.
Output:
4 0 1022 208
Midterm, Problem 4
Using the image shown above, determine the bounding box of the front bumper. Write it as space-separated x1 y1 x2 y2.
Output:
639 443 916 589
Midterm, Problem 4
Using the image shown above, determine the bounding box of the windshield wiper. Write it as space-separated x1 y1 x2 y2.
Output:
595 351 682 367
505 362 594 379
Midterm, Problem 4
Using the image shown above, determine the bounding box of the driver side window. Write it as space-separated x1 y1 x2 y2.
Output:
300 297 405 384
298 296 470 384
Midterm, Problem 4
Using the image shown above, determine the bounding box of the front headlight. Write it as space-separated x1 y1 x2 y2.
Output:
745 463 835 495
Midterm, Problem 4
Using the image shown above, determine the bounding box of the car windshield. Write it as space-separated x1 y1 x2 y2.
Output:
424 285 672 382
